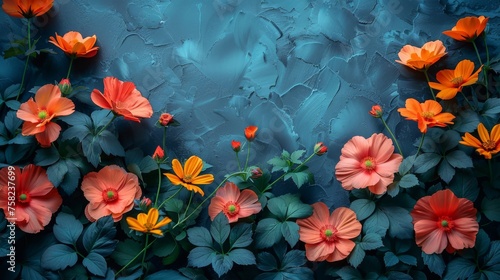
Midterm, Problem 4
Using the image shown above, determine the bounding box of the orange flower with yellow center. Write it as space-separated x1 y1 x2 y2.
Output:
428 60 483 100
49 31 99 58
395 40 447 71
397 98 455 133
443 16 489 42
2 0 53 18
164 156 214 196
459 123 500 159
126 208 172 236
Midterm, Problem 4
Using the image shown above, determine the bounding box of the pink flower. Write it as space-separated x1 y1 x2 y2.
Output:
335 133 403 195
208 182 261 223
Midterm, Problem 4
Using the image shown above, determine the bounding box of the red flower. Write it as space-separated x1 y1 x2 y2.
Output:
91 77 153 122
16 84 75 147
244 126 258 141
369 105 383 118
2 0 53 18
411 189 478 254
152 146 165 161
81 165 142 222
208 182 261 223
159 113 174 126
314 142 328 156
0 165 62 233
231 140 241 152
297 202 361 262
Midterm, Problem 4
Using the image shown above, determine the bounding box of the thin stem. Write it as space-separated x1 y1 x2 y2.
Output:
244 141 251 171
381 117 403 157
116 239 157 276
95 113 116 136
157 187 182 209
460 90 475 110
472 40 489 98
423 69 436 101
154 164 162 207
66 56 75 79
483 33 490 65
472 41 483 66
263 153 316 193
183 192 194 218
235 152 242 172
415 133 426 157
162 127 167 152
140 235 149 271
16 19 31 101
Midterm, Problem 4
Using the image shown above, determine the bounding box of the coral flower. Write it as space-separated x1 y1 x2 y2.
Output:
397 98 455 133
443 16 489 42
2 0 53 18
428 60 483 100
459 123 500 159
0 165 62 234
245 125 258 141
297 202 361 262
208 182 261 223
164 156 214 196
396 40 447 71
411 189 478 254
16 84 75 147
49 31 99 58
152 146 165 161
126 208 172 236
231 140 241 152
91 77 153 122
81 165 142 222
369 105 383 118
335 133 403 195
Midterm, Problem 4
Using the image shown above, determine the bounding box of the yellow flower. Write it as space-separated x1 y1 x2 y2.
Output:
459 123 500 159
126 208 172 236
164 156 214 196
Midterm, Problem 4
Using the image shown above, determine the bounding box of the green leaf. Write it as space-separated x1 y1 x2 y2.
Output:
475 229 491 257
62 125 92 141
82 252 107 277
348 245 365 268
359 233 383 250
4 110 22 134
399 174 419 188
380 206 413 239
384 251 399 267
267 156 289 173
82 215 117 256
444 257 476 280
152 234 178 257
290 150 305 164
449 171 479 202
267 194 312 220
398 254 417 266
350 199 375 221
212 254 233 277
257 252 278 271
60 111 93 127
255 218 282 249
438 160 455 184
111 239 142 266
41 244 78 270
3 46 25 59
414 153 441 173
98 130 125 157
58 160 81 196
47 160 69 187
422 252 445 277
34 146 60 166
363 208 389 236
82 135 102 167
229 223 253 248
284 170 312 189
145 270 189 280
453 110 480 133
446 150 473 169
483 241 500 268
228 248 256 265
481 98 500 118
281 221 299 247
53 212 83 245
335 266 363 280
188 247 216 268
188 226 213 247
281 250 307 270
211 213 230 246
482 198 500 222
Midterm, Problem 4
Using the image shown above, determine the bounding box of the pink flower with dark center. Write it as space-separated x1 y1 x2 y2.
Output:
208 182 261 223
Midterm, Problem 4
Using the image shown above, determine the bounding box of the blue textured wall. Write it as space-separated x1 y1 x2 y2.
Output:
1 0 498 207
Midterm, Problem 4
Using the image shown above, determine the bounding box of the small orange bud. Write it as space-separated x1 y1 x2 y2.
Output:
231 140 241 152
369 105 383 118
152 146 165 161
245 126 258 141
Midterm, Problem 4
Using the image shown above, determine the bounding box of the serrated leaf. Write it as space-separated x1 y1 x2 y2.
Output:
483 241 500 268
350 199 375 221
188 226 213 247
228 248 256 265
380 206 413 239
281 221 299 247
98 130 125 156
281 250 307 270
446 150 473 169
267 156 289 173
229 223 253 248
363 208 389 236
481 98 500 118
82 135 102 167
399 174 419 188
41 244 78 270
444 257 476 280
335 266 363 280
63 125 92 141
211 213 230 246
152 234 178 257
384 251 399 267
59 160 81 195
359 233 383 250
47 160 69 187
289 150 305 164
144 270 189 280
53 212 83 245
475 229 491 257
34 146 60 166
453 110 480 133
414 153 441 173
3 46 24 59
398 254 417 266
257 252 278 271
83 215 117 256
111 239 142 266
481 198 500 222
438 160 456 184
255 218 282 249
188 247 216 268
285 171 311 188
212 254 233 277
82 252 107 277
59 111 93 127
449 171 479 202
422 252 446 277
348 245 365 268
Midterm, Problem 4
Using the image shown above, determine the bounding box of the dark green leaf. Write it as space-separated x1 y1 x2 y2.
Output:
59 160 81 196
483 241 500 268
359 233 383 250
363 208 389 236
481 98 500 118
5 100 20 110
422 252 445 277
228 248 256 265
449 171 479 201
41 244 78 270
348 245 365 268
139 156 158 174
453 110 480 133
3 46 24 59
475 230 491 257
210 213 230 246
414 153 441 173
380 207 413 239
482 198 500 222
399 174 419 188
256 252 278 271
229 223 253 248
384 251 399 267
188 226 213 247
5 144 33 164
92 109 114 129
53 212 83 245
188 247 216 268
438 160 455 184
255 218 282 249
284 171 311 189
398 254 417 266
335 266 363 280
83 252 107 277
82 135 102 167
446 150 473 169
34 146 60 166
4 111 22 134
281 250 306 270
60 111 93 127
281 221 299 247
350 199 375 221
99 130 125 157
399 156 415 175
212 254 233 277
144 270 189 280
47 160 69 187
63 125 92 141
269 194 313 220
152 234 178 257
83 215 117 256
444 257 476 280
111 239 142 266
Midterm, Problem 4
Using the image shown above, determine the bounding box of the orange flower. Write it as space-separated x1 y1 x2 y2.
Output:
397 98 455 133
296 202 361 262
0 165 62 233
395 40 447 71
152 146 165 161
443 16 489 42
244 125 258 141
369 105 383 118
164 156 214 196
411 189 478 254
2 0 53 18
126 208 172 236
208 182 261 223
428 60 482 100
16 84 75 147
459 123 500 159
49 31 99 58
81 165 142 222
231 140 241 152
91 77 153 122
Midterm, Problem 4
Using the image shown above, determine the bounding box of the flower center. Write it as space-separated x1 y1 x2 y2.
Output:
483 140 496 150
102 188 119 203
144 222 155 231
320 225 338 242
438 216 453 232
38 110 49 120
18 193 30 203
184 174 193 183
422 111 435 120
224 202 240 216
362 157 376 171
451 76 464 86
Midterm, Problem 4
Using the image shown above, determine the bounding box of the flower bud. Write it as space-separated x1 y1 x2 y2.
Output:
314 142 328 156
369 105 383 118
231 140 241 152
58 78 72 96
159 113 174 126
139 197 152 211
245 126 258 141
152 146 165 161
250 167 263 179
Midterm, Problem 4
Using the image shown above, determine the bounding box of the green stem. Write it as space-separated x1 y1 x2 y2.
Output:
162 126 167 152
116 239 157 276
16 19 31 101
235 152 242 172
472 40 489 98
263 153 316 193
154 164 162 207
488 159 493 186
157 187 182 209
183 191 194 218
415 133 426 157
472 41 484 66
95 113 116 136
244 141 251 171
140 235 149 271
381 117 403 157
483 33 490 65
423 69 436 101
66 56 75 79
460 90 475 110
